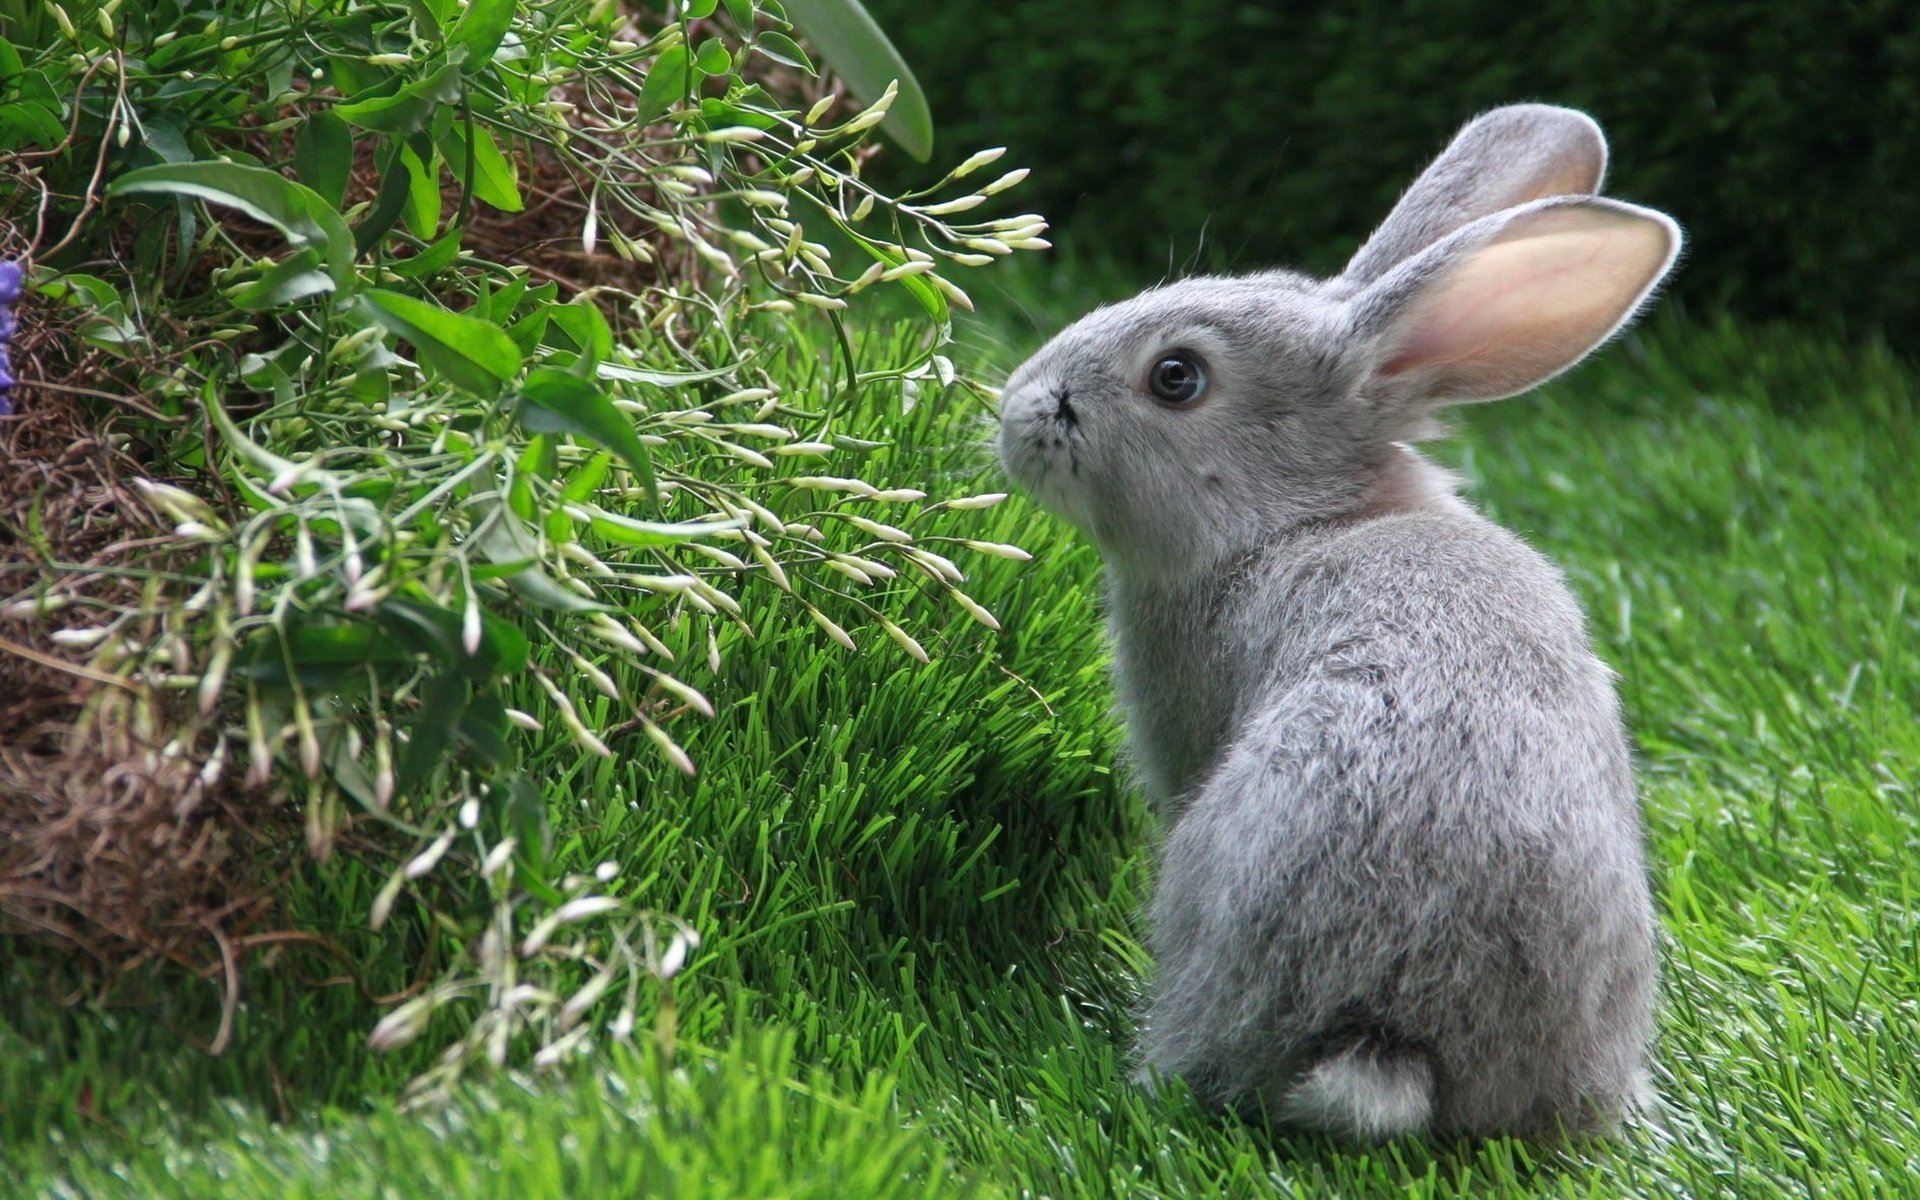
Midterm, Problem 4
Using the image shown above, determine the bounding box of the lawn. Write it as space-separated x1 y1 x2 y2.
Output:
4 288 1918 1197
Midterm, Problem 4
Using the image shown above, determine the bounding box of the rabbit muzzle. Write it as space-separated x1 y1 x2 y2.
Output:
996 375 1098 531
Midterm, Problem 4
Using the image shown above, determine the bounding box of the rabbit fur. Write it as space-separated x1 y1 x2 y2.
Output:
995 105 1679 1140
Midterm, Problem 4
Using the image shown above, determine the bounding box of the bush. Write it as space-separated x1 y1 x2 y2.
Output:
0 0 1042 1095
865 0 1920 348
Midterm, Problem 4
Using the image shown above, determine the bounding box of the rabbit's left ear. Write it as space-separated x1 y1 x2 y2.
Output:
1342 104 1608 287
1351 196 1680 405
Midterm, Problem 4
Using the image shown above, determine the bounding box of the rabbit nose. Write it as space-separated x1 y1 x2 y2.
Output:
1052 386 1078 426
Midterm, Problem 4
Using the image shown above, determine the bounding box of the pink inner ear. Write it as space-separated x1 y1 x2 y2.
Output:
1379 206 1675 400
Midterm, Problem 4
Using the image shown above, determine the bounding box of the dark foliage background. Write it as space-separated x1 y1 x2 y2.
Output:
868 0 1920 348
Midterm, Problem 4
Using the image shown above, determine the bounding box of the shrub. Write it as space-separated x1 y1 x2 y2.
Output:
864 0 1920 349
0 0 1042 1095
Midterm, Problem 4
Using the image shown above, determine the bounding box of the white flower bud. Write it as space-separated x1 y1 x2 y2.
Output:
917 194 986 217
807 606 855 650
843 515 911 543
963 539 1034 562
942 492 1009 510
481 839 518 879
404 830 456 879
880 618 930 664
644 720 696 776
949 146 1006 178
804 94 838 125
949 588 1003 632
978 167 1030 196
368 994 436 1051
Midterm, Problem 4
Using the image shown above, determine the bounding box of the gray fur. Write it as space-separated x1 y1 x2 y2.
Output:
1341 103 1608 286
995 106 1678 1139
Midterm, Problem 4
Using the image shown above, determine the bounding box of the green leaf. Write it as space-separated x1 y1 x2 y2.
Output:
398 139 441 237
503 773 554 878
285 623 412 666
636 45 692 120
107 161 357 291
470 494 608 613
545 298 613 374
406 0 452 37
458 694 511 767
694 38 733 76
506 309 550 355
292 110 353 208
323 54 377 97
518 433 560 482
697 97 781 131
751 31 812 72
360 288 523 395
356 143 413 254
560 451 613 504
230 247 335 311
449 0 517 68
399 673 472 796
439 123 523 212
138 114 194 165
479 276 537 325
782 0 935 160
503 307 549 353
36 274 142 349
390 227 464 278
0 99 64 150
332 90 434 135
236 620 416 688
850 234 947 326
684 0 721 18
237 353 296 408
333 62 463 134
516 368 657 504
583 507 747 548
379 594 530 676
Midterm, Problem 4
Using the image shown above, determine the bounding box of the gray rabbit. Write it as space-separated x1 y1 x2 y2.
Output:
996 105 1678 1140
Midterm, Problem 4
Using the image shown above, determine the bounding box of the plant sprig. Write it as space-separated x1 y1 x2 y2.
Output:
2 0 1039 1098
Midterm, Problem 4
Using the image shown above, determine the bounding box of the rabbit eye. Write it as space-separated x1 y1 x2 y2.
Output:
1147 353 1207 406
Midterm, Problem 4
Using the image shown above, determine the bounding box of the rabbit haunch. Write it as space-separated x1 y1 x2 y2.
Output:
996 104 1678 1139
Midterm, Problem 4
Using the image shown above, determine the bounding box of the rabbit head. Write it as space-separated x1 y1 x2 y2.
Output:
996 104 1680 577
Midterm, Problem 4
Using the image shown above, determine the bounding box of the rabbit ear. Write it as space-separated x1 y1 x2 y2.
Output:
1341 105 1608 287
1352 196 1680 405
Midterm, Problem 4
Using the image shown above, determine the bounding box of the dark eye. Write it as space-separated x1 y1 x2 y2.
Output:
1147 352 1207 406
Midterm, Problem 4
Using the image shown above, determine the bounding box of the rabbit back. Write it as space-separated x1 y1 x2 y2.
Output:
1128 505 1655 1136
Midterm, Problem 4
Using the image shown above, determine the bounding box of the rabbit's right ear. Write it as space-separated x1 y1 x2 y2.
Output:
1350 195 1681 407
1341 104 1608 287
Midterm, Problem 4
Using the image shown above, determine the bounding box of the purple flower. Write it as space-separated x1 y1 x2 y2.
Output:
0 259 20 417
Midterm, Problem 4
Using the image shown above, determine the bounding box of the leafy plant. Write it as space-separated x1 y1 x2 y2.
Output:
0 0 1044 1097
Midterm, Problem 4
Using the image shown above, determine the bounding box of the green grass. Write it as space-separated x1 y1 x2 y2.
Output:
5 297 1919 1198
